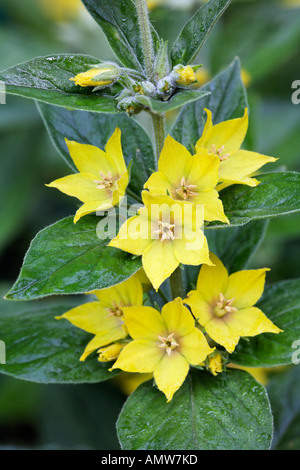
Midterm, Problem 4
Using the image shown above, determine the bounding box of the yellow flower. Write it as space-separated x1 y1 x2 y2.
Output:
47 128 129 223
109 191 212 290
195 67 210 87
207 351 224 376
55 272 143 361
144 135 229 224
173 65 196 86
98 343 124 362
195 109 277 189
185 253 282 354
70 65 119 88
111 298 214 401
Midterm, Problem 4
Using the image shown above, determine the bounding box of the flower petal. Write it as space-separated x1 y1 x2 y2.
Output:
225 268 270 309
154 352 189 402
174 233 212 267
74 199 114 223
193 190 229 223
47 173 103 203
122 306 166 340
205 317 240 354
65 139 118 177
161 298 195 337
80 328 126 361
180 328 214 365
188 150 220 191
109 215 151 255
56 302 123 335
219 149 277 183
92 272 143 308
185 290 213 326
225 306 282 338
199 108 248 155
142 240 178 290
194 252 229 303
112 339 163 373
158 135 192 184
105 128 127 176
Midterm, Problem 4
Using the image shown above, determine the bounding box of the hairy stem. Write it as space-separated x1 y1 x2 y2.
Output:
151 112 166 168
135 0 155 79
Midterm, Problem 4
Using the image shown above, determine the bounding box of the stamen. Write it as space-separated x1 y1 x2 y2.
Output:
209 144 230 162
153 221 175 242
158 333 179 356
94 170 114 189
107 301 124 318
176 176 198 200
214 293 237 318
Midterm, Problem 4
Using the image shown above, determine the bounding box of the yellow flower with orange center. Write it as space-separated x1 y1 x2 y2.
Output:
185 253 282 353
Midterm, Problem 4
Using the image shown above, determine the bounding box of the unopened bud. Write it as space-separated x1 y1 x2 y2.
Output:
98 343 124 362
171 64 196 86
70 63 120 88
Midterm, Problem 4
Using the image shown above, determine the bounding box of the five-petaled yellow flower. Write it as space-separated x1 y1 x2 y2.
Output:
47 128 129 223
144 135 229 223
111 298 214 401
56 273 143 361
195 109 277 189
109 191 212 290
185 253 282 353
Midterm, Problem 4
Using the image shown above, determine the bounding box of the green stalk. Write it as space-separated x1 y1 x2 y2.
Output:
135 0 155 79
136 0 185 300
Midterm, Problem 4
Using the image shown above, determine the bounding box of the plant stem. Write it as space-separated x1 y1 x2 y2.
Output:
135 0 155 79
151 112 166 168
126 187 143 204
170 267 185 300
136 0 185 299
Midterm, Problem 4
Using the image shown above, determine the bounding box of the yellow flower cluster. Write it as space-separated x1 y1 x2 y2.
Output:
48 111 280 400
58 257 281 401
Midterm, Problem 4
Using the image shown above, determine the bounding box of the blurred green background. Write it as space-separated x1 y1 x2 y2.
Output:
0 0 299 449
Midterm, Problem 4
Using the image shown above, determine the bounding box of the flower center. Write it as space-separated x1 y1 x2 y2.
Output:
107 301 124 318
94 170 114 189
153 221 175 242
158 333 179 356
176 176 197 200
209 144 230 162
213 293 237 318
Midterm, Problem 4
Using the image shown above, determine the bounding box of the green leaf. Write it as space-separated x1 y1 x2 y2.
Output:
206 220 268 272
81 0 159 73
230 278 300 367
136 89 210 114
209 172 300 229
37 102 155 197
170 0 231 67
171 58 247 152
117 369 273 450
185 220 268 292
268 366 300 450
6 216 142 301
0 54 120 113
0 291 118 383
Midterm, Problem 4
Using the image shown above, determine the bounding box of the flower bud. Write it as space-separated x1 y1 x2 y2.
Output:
98 343 124 362
70 63 120 88
171 64 196 86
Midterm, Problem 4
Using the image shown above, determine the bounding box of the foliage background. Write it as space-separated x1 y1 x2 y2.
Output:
0 0 299 449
